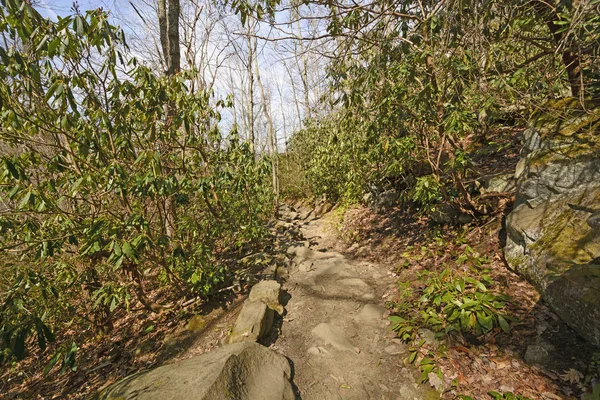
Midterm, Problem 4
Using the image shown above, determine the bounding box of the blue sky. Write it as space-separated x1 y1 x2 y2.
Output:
33 0 329 150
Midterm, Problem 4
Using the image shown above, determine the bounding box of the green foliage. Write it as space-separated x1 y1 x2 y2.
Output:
487 391 533 400
281 0 600 214
390 243 511 342
0 0 273 367
391 267 510 338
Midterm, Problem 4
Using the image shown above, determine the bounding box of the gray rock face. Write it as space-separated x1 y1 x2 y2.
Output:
355 304 386 322
100 342 295 400
248 280 283 315
504 99 600 346
227 301 274 344
311 323 357 352
524 343 552 365
227 280 285 344
480 173 516 194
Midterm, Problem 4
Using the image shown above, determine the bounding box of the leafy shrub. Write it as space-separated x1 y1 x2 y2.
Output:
390 267 511 341
0 1 273 367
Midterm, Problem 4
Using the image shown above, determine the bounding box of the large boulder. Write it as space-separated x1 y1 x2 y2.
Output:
100 342 295 400
504 98 600 346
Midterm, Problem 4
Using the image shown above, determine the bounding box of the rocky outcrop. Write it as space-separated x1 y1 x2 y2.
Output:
504 98 600 346
100 342 295 400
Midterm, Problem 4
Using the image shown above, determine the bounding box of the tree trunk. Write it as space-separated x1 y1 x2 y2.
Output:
534 0 583 97
254 53 279 214
157 0 181 239
167 0 181 75
246 28 256 156
157 0 169 72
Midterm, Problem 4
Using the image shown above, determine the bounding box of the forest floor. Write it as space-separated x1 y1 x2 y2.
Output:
317 203 598 400
2 202 598 399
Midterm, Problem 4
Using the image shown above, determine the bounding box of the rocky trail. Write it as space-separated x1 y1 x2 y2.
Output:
101 203 438 399
270 204 437 400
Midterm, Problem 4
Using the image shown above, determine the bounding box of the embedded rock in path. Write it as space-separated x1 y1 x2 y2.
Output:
227 301 274 344
355 304 386 322
100 342 295 400
297 260 314 272
311 323 357 353
248 280 283 315
292 247 343 265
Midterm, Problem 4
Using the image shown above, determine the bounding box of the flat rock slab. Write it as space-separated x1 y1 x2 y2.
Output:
355 304 387 322
311 323 357 353
228 301 274 344
100 342 295 400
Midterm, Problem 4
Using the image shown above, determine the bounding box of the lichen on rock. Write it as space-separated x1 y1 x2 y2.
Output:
505 98 600 346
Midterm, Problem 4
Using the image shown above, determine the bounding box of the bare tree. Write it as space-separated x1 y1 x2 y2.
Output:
157 0 181 238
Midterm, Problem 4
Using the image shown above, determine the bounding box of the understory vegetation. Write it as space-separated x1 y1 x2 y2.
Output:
0 0 599 397
0 2 273 372
281 0 600 214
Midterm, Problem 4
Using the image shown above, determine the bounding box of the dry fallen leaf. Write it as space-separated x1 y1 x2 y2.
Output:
560 369 583 384
428 372 443 391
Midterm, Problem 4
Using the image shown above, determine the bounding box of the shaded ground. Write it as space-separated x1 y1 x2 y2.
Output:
332 203 599 399
3 197 597 399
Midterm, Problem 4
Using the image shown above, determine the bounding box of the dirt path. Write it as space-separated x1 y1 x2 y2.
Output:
274 205 439 400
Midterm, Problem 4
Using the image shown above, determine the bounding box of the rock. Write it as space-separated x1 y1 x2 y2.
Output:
348 243 360 252
293 247 343 265
457 213 473 224
524 344 550 365
227 301 274 344
307 346 329 356
248 280 283 315
298 260 314 272
100 342 295 400
360 293 376 301
286 245 300 255
430 203 461 225
480 173 516 194
355 304 386 322
186 315 206 332
163 334 179 349
504 98 600 346
311 323 357 352
384 345 402 355
275 266 289 281
418 329 439 347
286 211 299 221
588 211 600 231
355 246 368 257
339 278 370 288
376 190 398 210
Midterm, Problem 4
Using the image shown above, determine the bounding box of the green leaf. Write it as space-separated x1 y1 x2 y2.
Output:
408 351 417 363
122 242 133 257
498 315 510 333
18 190 32 209
43 351 62 375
